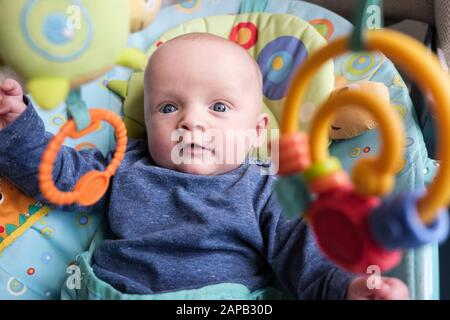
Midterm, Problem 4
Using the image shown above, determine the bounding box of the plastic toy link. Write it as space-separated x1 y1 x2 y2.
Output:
39 109 128 207
276 27 450 272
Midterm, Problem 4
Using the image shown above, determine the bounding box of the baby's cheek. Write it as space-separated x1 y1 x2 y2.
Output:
148 129 174 162
220 131 253 164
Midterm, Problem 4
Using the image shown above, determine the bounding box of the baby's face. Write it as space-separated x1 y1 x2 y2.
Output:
144 35 268 175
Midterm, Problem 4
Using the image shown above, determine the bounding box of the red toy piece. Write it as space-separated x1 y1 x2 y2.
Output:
308 171 351 194
307 186 402 273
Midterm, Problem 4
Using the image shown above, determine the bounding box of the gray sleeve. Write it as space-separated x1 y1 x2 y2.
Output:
260 191 355 299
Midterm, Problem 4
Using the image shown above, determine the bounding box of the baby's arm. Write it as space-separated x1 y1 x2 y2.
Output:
260 192 354 299
0 79 112 213
260 192 410 299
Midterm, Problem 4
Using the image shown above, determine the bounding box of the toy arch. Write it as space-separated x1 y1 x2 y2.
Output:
39 109 128 206
281 28 450 225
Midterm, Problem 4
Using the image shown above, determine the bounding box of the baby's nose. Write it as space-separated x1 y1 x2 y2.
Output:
178 112 206 132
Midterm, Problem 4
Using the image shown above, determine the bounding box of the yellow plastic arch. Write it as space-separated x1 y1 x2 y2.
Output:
309 90 404 196
281 29 450 224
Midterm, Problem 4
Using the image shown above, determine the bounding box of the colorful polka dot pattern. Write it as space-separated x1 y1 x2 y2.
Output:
257 36 308 100
341 52 384 81
229 22 258 49
176 0 203 13
349 145 372 158
309 19 334 40
0 210 99 299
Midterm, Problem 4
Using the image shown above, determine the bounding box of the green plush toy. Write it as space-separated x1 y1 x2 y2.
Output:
108 71 148 139
0 0 148 110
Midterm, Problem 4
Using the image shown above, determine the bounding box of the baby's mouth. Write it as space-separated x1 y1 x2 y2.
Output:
185 143 214 155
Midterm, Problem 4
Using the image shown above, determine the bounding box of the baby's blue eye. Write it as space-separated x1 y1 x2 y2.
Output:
160 104 178 114
211 102 228 113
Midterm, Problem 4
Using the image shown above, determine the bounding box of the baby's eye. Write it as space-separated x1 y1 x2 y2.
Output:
210 102 228 113
0 192 4 205
159 104 178 114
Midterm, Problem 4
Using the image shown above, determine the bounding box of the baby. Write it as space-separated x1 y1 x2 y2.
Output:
0 33 408 300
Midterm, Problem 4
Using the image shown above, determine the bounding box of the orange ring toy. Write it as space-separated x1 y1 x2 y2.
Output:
39 110 128 206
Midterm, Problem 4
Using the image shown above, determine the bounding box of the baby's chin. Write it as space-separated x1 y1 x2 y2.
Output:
176 164 237 176
174 163 241 176
175 164 219 176
150 150 247 176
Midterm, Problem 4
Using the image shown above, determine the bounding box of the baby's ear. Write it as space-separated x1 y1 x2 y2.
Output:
254 112 269 147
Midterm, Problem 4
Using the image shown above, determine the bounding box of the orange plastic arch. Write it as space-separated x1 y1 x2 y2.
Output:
39 110 128 206
309 90 404 197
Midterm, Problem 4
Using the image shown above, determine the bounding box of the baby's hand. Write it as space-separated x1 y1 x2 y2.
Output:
271 132 311 175
347 276 410 300
0 79 27 130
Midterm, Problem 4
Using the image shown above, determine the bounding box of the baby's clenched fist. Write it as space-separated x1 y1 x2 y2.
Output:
0 79 27 130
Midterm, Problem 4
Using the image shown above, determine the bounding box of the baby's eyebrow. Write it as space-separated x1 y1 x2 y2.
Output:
148 88 181 100
150 90 172 97
208 82 245 94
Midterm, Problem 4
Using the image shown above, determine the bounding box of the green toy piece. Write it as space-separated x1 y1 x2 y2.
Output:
108 71 148 139
66 88 90 131
274 174 312 220
0 0 147 110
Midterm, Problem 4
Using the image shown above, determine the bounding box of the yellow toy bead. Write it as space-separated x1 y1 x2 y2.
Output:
351 157 395 196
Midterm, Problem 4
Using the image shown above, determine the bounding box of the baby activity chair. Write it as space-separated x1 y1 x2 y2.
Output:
0 0 448 300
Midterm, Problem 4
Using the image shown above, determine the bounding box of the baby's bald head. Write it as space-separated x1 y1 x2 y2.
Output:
144 32 263 114
148 33 262 80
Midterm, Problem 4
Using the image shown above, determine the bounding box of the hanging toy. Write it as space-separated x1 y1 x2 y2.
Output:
39 100 128 206
0 0 152 110
274 0 450 273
